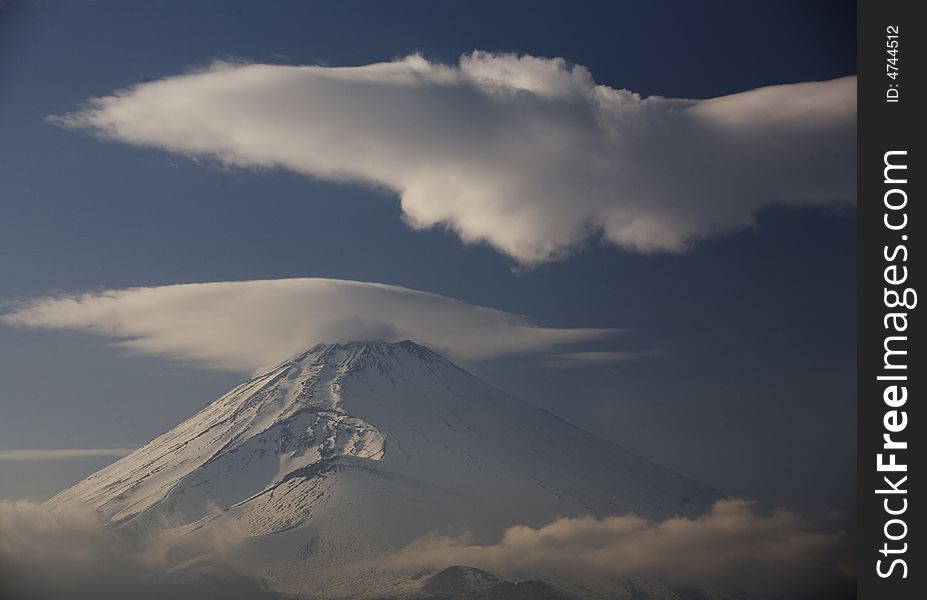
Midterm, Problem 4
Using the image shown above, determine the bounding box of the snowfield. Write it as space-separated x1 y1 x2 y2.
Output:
47 340 719 598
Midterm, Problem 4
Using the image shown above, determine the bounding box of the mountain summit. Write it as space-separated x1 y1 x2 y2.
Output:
47 340 717 597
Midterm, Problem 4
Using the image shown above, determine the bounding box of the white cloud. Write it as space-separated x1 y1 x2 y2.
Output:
0 448 137 461
51 53 856 264
0 501 273 600
378 498 850 597
0 499 850 600
1 278 615 372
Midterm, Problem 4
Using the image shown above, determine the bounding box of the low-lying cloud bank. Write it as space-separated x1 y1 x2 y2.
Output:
380 498 852 598
0 501 277 600
1 278 615 372
51 53 855 264
1 499 851 600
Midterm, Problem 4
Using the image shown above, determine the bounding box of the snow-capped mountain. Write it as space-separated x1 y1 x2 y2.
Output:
47 341 717 598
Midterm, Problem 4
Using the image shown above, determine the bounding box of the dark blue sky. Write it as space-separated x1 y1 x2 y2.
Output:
0 0 855 525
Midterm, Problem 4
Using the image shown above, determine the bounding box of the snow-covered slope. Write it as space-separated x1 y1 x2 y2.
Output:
47 341 717 597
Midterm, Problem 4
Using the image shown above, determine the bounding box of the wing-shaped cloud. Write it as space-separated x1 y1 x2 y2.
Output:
1 278 615 372
50 53 856 264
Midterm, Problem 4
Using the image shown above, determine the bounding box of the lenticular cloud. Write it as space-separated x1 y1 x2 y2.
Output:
52 52 856 264
1 278 615 372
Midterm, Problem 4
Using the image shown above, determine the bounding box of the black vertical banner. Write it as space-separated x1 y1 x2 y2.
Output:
858 1 923 599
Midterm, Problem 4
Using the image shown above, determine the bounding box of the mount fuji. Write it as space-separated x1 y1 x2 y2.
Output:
47 340 719 598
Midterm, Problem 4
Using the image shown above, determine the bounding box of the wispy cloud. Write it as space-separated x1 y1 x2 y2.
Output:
50 53 855 264
2 278 616 372
542 350 646 368
0 448 137 461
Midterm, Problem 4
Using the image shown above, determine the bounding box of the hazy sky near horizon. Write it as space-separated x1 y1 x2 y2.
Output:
0 0 855 525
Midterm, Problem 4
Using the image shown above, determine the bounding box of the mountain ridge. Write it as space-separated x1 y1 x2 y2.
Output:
47 340 718 598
